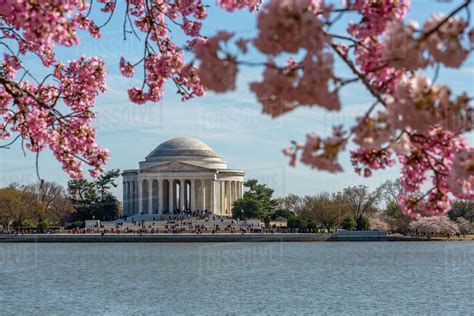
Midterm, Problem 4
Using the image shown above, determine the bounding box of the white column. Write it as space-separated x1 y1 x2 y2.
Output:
231 181 235 206
131 181 135 214
127 181 133 215
201 179 206 210
191 179 196 211
123 181 127 215
221 181 225 214
138 178 143 214
127 182 131 215
134 181 138 214
148 179 153 214
180 179 185 210
158 179 163 214
227 181 231 213
169 179 174 212
210 180 215 213
240 181 244 198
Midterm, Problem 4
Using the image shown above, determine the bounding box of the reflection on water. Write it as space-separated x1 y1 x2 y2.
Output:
0 242 472 314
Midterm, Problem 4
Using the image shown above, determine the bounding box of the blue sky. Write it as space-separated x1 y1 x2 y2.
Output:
0 0 473 200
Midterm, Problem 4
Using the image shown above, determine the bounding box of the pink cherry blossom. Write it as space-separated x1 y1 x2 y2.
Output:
128 87 148 105
250 52 340 118
347 0 411 39
350 148 395 177
352 112 393 149
285 127 347 173
217 0 262 12
194 32 238 93
119 57 135 78
387 75 473 133
253 0 326 55
397 127 467 216
383 21 429 70
448 149 474 199
423 14 469 68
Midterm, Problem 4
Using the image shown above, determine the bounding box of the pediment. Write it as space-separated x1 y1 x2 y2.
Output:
141 161 212 172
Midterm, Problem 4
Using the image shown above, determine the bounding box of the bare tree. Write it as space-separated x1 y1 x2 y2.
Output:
300 193 349 232
380 180 406 207
22 181 74 224
276 194 303 214
342 185 383 220
0 186 39 230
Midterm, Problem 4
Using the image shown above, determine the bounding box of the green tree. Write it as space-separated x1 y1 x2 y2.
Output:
383 200 412 233
271 208 296 220
68 169 122 221
448 200 474 222
341 216 356 231
95 169 121 200
231 179 277 220
287 216 308 230
356 216 370 231
232 198 260 220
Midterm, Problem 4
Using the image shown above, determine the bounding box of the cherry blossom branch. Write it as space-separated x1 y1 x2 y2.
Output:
0 134 21 149
420 0 471 40
327 40 387 107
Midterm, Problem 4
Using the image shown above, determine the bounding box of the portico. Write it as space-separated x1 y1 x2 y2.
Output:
122 137 244 216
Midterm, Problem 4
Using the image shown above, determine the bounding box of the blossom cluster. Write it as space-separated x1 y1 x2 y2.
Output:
1 57 109 179
193 32 238 93
397 127 469 217
409 216 460 236
250 52 340 118
383 14 471 70
1 0 473 218
120 0 258 103
283 127 347 173
0 0 100 66
0 1 110 178
386 75 473 134
0 0 258 178
350 0 410 94
350 148 395 178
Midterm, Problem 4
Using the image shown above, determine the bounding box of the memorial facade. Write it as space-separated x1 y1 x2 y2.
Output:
122 137 245 216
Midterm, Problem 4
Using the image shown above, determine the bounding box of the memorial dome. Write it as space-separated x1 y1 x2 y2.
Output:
147 137 220 158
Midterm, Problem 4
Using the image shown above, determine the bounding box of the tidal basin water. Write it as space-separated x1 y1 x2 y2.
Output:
1 242 473 315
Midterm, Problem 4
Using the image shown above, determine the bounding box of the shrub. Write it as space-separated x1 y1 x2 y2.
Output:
287 217 307 229
20 219 36 229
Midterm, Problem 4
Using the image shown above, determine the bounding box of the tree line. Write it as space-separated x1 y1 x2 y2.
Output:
1 176 472 235
232 179 473 235
0 170 122 232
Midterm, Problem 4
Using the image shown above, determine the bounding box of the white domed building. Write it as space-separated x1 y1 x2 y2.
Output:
122 137 245 217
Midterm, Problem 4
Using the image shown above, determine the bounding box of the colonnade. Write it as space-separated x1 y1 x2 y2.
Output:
123 178 243 216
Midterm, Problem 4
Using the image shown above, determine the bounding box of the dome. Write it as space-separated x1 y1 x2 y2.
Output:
147 137 220 158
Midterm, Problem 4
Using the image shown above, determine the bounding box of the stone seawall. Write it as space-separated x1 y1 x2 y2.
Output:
0 234 433 243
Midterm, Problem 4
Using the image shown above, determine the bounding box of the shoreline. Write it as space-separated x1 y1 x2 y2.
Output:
1 234 472 243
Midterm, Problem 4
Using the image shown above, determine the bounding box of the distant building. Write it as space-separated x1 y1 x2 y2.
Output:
122 137 244 217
